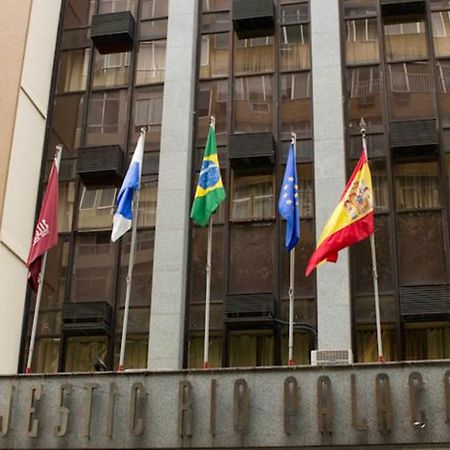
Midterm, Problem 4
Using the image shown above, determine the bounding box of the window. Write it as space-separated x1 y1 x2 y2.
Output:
98 0 136 14
231 173 274 220
345 18 379 64
404 322 450 360
234 36 274 76
136 41 166 85
280 24 310 71
234 75 273 132
384 18 427 61
57 49 90 93
200 34 229 79
92 51 131 88
141 0 169 19
229 331 274 367
78 186 116 230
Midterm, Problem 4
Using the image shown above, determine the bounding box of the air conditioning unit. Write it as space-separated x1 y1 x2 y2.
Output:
311 349 353 366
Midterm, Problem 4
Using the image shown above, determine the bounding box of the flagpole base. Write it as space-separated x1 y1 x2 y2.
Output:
25 367 32 374
378 355 384 363
118 364 125 372
203 361 209 369
288 359 294 366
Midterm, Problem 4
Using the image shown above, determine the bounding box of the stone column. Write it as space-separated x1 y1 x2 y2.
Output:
310 0 352 351
147 0 199 369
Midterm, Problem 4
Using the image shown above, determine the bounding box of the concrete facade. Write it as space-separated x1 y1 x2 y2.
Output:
148 0 199 369
310 0 352 351
0 0 62 374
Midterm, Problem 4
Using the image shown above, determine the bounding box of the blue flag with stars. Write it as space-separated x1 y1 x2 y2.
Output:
278 141 300 252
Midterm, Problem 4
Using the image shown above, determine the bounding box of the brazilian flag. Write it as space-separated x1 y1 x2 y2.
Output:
190 125 226 226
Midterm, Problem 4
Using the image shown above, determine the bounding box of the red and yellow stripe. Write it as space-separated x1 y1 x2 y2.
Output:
305 151 374 276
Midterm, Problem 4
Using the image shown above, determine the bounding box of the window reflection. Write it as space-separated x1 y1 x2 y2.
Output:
231 173 274 220
200 34 229 78
234 75 273 132
57 49 90 93
92 51 131 88
234 36 274 75
136 41 166 85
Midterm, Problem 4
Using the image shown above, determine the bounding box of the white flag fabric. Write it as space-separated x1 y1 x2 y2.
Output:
111 132 145 242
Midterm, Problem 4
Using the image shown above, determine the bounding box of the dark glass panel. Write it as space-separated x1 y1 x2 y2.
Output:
92 51 131 89
132 86 164 148
65 336 108 371
118 230 154 306
233 75 273 133
200 34 229 79
354 295 396 324
49 94 84 154
437 60 450 126
61 29 91 50
98 0 137 15
229 331 273 367
351 215 393 293
229 223 274 294
116 307 150 334
139 19 168 39
70 233 116 303
202 0 230 12
384 18 427 61
189 303 223 331
345 18 379 65
234 36 274 76
188 334 222 368
347 66 383 131
63 0 95 29
280 72 311 137
201 12 229 33
343 0 377 18
59 182 76 232
355 325 397 362
405 321 450 360
388 62 434 120
136 41 166 85
141 0 169 19
197 80 228 144
231 172 275 220
77 185 116 230
280 24 310 71
56 49 90 93
280 219 315 296
86 90 128 146
432 11 450 57
394 161 441 210
191 226 225 302
281 332 313 365
113 335 148 368
397 211 447 285
280 4 308 24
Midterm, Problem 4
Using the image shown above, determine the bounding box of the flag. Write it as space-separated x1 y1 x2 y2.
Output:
111 132 145 242
26 161 59 292
190 124 226 226
278 141 300 252
305 150 374 276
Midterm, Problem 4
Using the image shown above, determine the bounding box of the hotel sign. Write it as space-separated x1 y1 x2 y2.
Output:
0 362 449 448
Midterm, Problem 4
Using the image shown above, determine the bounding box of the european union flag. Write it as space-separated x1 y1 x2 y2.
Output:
278 141 300 252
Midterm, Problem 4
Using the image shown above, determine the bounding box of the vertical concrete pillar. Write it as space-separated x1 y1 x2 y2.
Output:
310 1 352 351
148 0 199 369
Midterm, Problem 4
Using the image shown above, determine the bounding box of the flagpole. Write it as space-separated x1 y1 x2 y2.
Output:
288 132 297 366
118 127 147 372
359 119 384 363
26 145 62 374
203 116 215 369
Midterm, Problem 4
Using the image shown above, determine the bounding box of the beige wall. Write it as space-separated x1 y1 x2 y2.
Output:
0 0 62 374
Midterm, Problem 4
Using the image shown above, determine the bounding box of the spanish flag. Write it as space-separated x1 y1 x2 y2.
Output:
305 151 374 276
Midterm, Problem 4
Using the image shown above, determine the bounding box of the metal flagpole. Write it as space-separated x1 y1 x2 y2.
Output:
118 127 147 372
288 132 296 366
26 144 63 374
203 116 215 369
359 118 384 363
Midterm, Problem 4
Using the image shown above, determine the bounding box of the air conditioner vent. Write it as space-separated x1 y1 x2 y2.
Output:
311 349 353 366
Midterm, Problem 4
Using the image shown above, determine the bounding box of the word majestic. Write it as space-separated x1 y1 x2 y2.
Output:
0 370 449 441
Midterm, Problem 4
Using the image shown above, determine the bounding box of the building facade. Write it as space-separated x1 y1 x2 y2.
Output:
0 0 449 448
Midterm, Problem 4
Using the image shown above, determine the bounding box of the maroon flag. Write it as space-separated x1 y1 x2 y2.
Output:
26 161 59 292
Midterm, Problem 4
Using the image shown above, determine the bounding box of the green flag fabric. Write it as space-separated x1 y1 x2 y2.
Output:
190 125 226 226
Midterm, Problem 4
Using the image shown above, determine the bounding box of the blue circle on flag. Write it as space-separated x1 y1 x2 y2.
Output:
199 160 220 189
